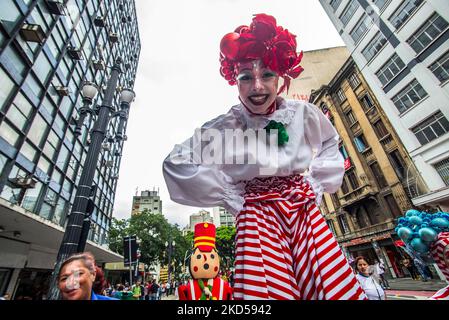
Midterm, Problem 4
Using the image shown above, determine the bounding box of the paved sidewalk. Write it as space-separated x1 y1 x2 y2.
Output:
161 294 177 300
387 277 447 291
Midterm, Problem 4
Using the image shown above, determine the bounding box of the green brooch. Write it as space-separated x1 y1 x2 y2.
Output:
265 120 289 146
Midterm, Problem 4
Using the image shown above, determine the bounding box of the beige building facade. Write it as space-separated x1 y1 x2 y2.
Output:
285 46 350 101
310 57 434 279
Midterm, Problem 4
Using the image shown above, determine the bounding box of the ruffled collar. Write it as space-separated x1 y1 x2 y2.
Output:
231 97 297 129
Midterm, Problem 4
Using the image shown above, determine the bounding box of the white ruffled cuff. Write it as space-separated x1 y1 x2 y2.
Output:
304 175 323 206
223 181 246 216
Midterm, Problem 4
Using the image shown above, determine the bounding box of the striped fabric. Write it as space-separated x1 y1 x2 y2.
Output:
430 232 449 300
233 174 366 300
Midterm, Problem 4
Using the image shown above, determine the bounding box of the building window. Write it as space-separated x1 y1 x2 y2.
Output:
362 32 387 62
412 111 449 145
389 0 424 30
434 158 449 186
339 0 359 26
373 0 388 11
384 194 402 217
331 193 340 208
330 0 342 11
360 93 375 111
341 178 350 194
348 73 361 89
337 214 351 234
339 144 349 159
327 219 337 236
407 13 448 54
388 150 406 180
429 50 449 83
373 120 389 139
0 1 23 34
345 109 357 126
354 134 369 152
392 79 428 113
350 14 371 43
370 162 389 188
0 67 17 112
347 168 360 190
0 122 20 147
336 88 346 103
376 53 405 85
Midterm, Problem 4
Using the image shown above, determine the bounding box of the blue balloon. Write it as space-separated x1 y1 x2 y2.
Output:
419 227 438 242
410 238 429 254
430 218 449 228
406 209 420 217
409 216 423 225
398 227 413 242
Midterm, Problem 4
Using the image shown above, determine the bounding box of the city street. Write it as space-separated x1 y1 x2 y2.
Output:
159 278 449 300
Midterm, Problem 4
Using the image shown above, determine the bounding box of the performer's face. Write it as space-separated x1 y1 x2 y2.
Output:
190 248 220 279
237 60 279 115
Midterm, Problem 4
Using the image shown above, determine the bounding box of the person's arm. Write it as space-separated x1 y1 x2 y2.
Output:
163 125 245 215
303 103 344 205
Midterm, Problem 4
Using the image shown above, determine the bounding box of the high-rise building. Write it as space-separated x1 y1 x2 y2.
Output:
189 209 213 231
213 207 235 228
132 189 162 215
309 57 447 280
320 0 449 211
0 0 140 299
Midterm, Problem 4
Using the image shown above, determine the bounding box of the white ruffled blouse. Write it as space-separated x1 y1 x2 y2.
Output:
162 98 344 215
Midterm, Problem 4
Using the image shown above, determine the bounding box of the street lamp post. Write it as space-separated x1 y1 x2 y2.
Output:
165 240 176 285
47 58 134 300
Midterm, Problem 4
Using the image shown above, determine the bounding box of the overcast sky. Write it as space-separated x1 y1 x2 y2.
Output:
112 0 344 227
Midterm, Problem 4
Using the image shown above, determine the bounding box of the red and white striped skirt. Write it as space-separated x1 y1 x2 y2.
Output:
430 232 449 300
233 174 366 300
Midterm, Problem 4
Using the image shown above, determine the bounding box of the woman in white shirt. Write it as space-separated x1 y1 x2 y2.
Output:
163 14 366 300
355 257 386 300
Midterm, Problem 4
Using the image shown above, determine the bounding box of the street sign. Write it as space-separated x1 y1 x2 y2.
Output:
123 235 138 266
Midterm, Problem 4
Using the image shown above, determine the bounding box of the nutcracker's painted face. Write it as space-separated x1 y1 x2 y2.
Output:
237 60 279 115
189 247 220 280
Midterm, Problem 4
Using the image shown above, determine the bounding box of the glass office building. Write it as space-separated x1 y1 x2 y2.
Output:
0 0 140 298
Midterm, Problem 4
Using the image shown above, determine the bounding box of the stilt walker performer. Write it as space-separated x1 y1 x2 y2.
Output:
163 13 366 300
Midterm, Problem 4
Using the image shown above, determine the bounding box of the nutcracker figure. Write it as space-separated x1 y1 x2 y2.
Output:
178 222 233 300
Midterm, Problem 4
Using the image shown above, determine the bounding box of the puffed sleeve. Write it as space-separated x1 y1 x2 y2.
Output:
303 103 344 205
162 116 245 215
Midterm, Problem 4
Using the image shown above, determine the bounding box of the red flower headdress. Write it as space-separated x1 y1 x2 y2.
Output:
219 14 304 94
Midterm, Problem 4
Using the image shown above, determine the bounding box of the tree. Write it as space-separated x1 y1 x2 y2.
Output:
108 217 129 256
108 210 191 277
215 226 236 270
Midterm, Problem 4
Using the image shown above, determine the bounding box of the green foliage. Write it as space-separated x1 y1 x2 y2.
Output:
108 210 191 274
215 226 236 269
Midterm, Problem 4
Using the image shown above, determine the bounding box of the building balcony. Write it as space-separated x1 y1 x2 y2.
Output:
361 147 376 163
380 133 396 153
365 106 380 123
350 121 362 135
339 184 375 206
336 219 396 243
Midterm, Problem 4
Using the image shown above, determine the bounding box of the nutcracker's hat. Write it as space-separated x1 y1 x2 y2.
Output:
193 222 216 252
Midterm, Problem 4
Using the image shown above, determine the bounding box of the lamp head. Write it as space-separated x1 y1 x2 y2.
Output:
119 88 135 104
81 82 98 101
